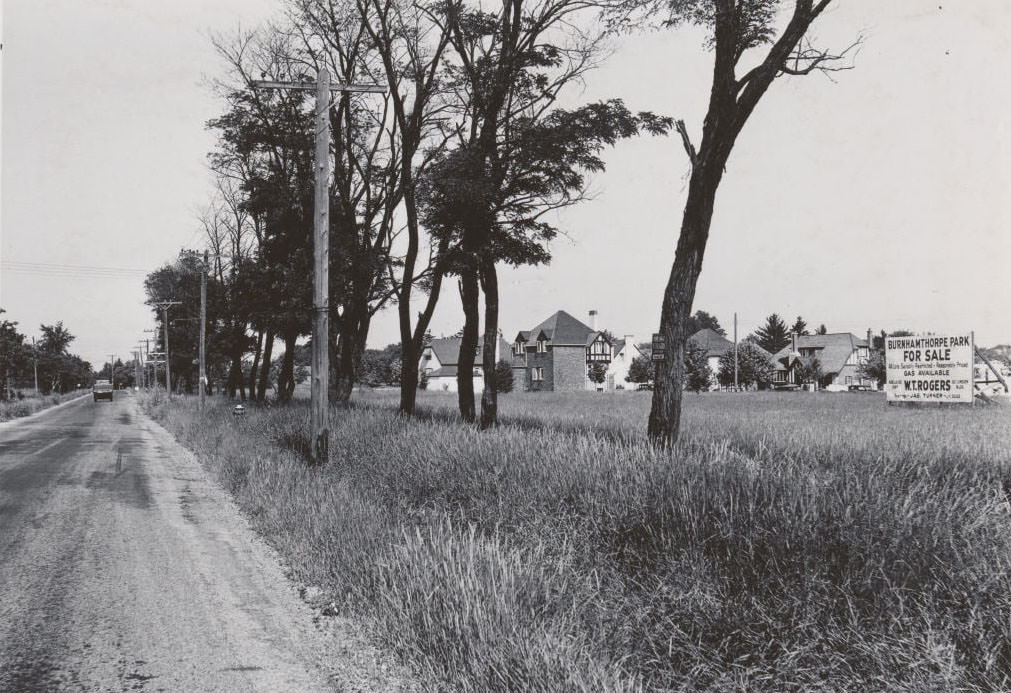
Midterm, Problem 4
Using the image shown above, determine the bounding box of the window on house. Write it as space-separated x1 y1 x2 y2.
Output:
532 367 544 381
537 340 546 353
774 371 786 383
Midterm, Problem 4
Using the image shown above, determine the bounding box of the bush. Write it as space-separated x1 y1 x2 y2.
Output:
494 359 514 393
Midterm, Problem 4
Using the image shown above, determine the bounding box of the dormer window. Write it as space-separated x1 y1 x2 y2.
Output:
537 339 547 353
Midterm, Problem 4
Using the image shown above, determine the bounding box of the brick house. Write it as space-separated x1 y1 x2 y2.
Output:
771 332 875 391
420 336 510 393
510 310 615 392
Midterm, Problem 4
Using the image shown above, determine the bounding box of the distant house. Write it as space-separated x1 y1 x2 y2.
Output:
420 336 510 393
687 328 734 388
607 335 642 390
771 332 874 391
511 310 617 392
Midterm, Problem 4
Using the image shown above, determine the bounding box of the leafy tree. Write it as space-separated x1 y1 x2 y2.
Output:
795 356 823 386
858 349 886 387
639 0 861 442
686 310 725 336
717 341 774 390
815 323 828 335
684 340 712 392
753 313 791 353
426 0 672 427
791 316 810 336
0 310 29 399
494 360 515 393
860 330 914 387
588 362 609 385
626 353 653 386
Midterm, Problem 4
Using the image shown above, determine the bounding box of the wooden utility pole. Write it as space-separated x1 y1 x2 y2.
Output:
107 354 117 389
155 301 181 396
200 250 208 410
251 69 385 464
31 336 39 394
733 313 739 390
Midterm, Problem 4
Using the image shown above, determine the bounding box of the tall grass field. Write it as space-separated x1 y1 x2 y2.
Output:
141 389 1011 691
0 389 89 422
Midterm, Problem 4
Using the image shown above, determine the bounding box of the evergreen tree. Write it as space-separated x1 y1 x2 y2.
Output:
754 313 791 353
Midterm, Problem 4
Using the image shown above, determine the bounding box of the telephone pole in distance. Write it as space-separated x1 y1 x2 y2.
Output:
154 301 181 396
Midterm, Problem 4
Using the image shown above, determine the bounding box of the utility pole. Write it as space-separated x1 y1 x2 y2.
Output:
136 344 146 388
154 301 181 396
200 250 207 410
108 354 117 389
733 313 739 390
31 336 39 394
252 69 385 464
142 333 156 389
133 351 141 389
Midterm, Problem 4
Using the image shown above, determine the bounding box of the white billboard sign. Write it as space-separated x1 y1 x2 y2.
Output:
885 333 974 403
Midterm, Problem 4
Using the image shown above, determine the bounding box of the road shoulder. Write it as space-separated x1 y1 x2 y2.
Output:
135 398 413 692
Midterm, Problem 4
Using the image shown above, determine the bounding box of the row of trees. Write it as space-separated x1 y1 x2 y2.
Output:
153 0 855 443
0 309 94 398
149 0 672 426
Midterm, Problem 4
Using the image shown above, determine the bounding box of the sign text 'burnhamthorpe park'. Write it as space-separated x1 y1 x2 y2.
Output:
885 333 973 403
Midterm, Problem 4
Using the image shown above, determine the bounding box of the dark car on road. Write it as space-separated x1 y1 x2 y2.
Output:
93 379 113 402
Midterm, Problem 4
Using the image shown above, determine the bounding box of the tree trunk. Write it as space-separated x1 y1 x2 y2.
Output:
227 356 243 400
248 329 264 399
648 159 724 444
257 329 275 402
457 271 480 423
397 239 449 416
333 310 369 408
277 330 297 403
479 257 499 429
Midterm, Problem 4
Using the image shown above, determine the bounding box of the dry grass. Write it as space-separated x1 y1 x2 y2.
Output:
142 388 1011 691
0 390 89 422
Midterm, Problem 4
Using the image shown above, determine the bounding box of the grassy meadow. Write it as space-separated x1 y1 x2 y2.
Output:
141 388 1011 691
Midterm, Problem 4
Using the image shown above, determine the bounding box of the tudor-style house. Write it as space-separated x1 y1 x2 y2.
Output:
420 336 510 393
771 332 875 391
510 310 621 392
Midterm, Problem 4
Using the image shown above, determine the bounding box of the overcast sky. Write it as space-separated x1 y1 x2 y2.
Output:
2 1 1009 370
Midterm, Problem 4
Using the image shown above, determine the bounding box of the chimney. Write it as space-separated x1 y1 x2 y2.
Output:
791 332 798 353
866 328 872 348
588 310 598 331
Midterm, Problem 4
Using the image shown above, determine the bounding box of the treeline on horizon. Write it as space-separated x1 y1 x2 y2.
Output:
0 308 94 399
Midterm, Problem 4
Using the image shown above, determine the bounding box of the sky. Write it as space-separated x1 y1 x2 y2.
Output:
2 1 1009 371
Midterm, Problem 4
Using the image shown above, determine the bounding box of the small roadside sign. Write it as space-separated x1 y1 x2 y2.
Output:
651 333 666 362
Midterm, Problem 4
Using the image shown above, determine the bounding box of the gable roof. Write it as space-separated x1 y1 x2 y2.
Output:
428 336 511 367
525 310 597 346
688 328 735 358
771 333 867 375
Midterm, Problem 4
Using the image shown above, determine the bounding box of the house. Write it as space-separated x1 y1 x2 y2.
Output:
606 335 642 390
771 332 875 391
420 335 511 393
510 310 616 392
687 328 734 388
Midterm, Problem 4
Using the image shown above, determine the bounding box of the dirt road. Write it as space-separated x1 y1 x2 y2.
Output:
0 393 374 691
